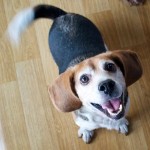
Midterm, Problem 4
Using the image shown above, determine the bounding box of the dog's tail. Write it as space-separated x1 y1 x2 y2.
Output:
6 5 67 45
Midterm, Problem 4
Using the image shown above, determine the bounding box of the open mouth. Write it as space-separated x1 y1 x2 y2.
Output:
91 94 125 120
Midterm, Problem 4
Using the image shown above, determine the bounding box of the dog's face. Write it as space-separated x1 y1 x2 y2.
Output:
48 50 142 120
74 57 126 119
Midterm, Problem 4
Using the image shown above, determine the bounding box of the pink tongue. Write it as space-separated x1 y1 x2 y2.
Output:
102 99 121 112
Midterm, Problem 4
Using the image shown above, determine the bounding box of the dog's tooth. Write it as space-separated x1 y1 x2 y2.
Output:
119 104 122 110
107 104 122 116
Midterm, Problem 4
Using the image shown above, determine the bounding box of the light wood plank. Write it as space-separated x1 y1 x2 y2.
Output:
88 11 122 50
0 81 31 150
109 0 146 48
0 0 16 84
81 0 110 14
16 59 59 150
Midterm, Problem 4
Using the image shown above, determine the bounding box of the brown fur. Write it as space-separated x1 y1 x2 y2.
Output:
48 68 82 112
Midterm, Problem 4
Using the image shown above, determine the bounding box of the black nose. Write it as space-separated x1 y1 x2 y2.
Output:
98 79 115 95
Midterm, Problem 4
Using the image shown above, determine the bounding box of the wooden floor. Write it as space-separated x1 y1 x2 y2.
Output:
0 0 150 149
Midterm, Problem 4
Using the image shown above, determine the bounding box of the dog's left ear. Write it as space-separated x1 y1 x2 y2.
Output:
109 50 143 86
48 68 82 112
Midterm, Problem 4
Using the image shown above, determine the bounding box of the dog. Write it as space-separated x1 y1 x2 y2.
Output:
7 5 143 143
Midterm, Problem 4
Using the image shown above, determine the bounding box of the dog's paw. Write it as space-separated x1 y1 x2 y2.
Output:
117 118 129 134
78 128 94 143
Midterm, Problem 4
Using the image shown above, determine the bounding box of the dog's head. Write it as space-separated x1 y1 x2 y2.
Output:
48 50 142 119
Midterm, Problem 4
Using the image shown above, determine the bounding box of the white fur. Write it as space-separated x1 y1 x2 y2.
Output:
6 8 34 45
78 128 94 143
74 98 129 143
73 58 129 143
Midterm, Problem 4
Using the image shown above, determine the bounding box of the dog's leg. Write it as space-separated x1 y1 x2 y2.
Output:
76 116 129 143
75 116 97 143
78 128 94 143
99 117 129 135
73 110 100 143
115 118 129 134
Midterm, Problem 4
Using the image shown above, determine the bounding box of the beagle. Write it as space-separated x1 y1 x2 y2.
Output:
7 5 143 143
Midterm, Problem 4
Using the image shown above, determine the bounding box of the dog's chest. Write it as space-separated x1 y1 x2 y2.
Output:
73 106 109 129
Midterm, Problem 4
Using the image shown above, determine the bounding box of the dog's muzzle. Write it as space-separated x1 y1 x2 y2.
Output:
91 91 128 120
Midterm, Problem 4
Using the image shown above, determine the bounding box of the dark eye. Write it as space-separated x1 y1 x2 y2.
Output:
104 62 116 72
80 74 90 85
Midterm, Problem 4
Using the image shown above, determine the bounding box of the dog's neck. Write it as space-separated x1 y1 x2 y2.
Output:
67 52 96 68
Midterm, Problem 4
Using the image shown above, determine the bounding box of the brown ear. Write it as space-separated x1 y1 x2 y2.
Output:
48 68 82 112
109 50 143 87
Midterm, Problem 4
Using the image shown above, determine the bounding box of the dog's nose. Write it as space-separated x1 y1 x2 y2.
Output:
98 79 115 95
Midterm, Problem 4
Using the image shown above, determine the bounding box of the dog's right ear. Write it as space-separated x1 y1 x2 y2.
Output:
48 68 82 112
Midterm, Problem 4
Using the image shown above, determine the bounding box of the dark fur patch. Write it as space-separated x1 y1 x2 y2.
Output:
34 5 66 20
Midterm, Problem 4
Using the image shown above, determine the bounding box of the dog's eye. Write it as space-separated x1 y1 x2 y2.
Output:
80 74 90 85
104 63 116 72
